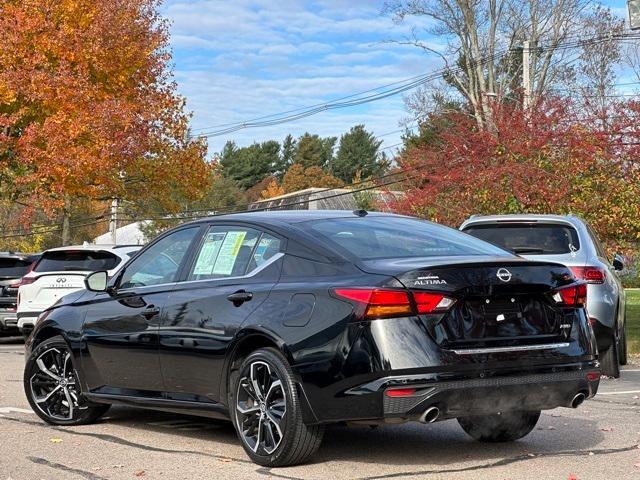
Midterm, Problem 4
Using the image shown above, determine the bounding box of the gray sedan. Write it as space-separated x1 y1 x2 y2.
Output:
460 214 626 377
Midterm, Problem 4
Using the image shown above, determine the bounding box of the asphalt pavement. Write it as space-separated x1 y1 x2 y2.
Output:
1 336 639 480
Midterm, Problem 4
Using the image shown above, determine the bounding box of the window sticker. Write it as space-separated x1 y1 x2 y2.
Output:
193 232 226 275
212 231 247 275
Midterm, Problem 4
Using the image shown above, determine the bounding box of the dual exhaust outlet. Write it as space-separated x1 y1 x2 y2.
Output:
418 392 585 423
419 406 440 423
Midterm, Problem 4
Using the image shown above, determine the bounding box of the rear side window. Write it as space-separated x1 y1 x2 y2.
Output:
306 217 508 260
34 251 119 272
189 227 262 280
0 258 33 278
464 224 580 255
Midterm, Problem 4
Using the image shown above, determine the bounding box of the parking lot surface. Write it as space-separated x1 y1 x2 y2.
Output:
1 337 639 480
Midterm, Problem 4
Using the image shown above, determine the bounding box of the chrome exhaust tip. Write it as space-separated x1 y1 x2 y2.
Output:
570 392 586 408
420 406 440 423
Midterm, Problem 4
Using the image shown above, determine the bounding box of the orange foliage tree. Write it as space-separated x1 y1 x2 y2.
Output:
0 0 211 244
281 164 343 193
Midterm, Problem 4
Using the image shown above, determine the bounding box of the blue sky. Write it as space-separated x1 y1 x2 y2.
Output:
160 0 630 157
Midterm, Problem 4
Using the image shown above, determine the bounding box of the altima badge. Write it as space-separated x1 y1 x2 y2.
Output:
496 268 512 282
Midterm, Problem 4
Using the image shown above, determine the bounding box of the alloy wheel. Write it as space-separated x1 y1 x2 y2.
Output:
235 360 287 455
29 347 80 421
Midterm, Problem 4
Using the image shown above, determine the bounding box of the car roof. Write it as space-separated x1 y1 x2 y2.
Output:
0 252 39 260
189 209 404 226
43 245 142 255
460 214 584 228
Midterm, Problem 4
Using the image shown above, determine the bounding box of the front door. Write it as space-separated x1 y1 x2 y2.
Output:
159 225 284 402
81 226 201 395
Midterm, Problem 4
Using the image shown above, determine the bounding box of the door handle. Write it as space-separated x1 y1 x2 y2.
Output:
142 306 160 319
227 290 253 306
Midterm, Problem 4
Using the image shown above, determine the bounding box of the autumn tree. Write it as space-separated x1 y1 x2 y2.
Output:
333 125 387 183
0 0 211 246
281 164 343 193
391 97 640 249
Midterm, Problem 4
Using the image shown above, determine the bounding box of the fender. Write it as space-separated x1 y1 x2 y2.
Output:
221 326 319 424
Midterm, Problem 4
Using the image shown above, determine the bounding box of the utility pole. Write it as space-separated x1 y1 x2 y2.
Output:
522 40 532 110
109 197 119 245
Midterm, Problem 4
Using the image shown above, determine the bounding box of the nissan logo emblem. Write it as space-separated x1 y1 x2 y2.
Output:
56 277 67 283
496 268 512 282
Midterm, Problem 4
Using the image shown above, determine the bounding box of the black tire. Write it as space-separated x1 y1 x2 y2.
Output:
24 335 110 426
458 410 540 442
229 347 324 467
618 319 628 366
600 333 621 378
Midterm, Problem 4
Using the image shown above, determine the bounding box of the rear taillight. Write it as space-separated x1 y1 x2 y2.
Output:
9 276 36 288
413 292 456 314
332 288 455 321
552 283 587 307
570 266 606 284
333 289 413 319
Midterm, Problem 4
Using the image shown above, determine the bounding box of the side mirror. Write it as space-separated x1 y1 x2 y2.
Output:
85 271 108 292
612 254 625 271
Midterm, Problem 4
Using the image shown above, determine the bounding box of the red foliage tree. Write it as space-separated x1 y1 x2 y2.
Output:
392 98 640 249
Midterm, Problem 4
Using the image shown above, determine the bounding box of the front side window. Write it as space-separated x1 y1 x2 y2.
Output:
120 227 199 288
189 226 265 280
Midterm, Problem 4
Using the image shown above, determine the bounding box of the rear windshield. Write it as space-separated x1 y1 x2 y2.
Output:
463 223 580 255
0 258 33 278
34 251 119 272
306 217 509 260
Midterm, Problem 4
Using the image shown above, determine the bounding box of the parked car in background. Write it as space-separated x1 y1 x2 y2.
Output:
17 245 141 337
0 252 40 335
24 211 599 467
460 214 626 377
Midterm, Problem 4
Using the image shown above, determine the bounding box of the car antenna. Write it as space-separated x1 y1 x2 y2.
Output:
353 209 368 217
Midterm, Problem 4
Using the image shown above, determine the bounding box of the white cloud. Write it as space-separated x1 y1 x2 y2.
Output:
162 0 436 156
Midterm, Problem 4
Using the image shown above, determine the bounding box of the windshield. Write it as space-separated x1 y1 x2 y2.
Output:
34 250 119 272
0 258 33 278
306 216 509 260
463 223 580 255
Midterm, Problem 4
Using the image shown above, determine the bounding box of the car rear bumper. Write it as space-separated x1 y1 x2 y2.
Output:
17 311 41 333
297 362 600 425
0 309 19 331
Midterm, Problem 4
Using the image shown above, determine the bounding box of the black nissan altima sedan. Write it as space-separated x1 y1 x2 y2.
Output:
24 210 600 467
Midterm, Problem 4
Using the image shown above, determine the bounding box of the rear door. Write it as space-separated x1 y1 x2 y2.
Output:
159 224 284 402
81 227 201 394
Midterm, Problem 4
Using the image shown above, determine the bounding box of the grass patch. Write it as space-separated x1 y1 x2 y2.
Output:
626 289 640 356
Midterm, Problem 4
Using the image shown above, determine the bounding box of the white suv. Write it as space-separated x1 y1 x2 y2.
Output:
16 245 141 336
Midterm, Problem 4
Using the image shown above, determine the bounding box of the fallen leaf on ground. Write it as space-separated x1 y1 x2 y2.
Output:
219 458 233 463
548 426 556 430
600 427 614 432
568 474 578 480
49 438 62 443
134 470 145 477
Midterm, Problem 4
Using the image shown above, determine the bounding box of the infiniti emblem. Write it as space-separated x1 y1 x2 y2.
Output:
496 268 512 282
56 277 67 283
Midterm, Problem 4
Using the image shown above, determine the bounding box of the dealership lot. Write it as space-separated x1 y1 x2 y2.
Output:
1 338 638 480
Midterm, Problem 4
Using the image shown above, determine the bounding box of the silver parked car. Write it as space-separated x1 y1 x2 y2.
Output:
460 214 626 377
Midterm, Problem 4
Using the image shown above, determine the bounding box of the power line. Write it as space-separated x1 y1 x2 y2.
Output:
193 32 640 139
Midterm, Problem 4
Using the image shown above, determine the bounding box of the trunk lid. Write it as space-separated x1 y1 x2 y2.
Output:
361 256 577 349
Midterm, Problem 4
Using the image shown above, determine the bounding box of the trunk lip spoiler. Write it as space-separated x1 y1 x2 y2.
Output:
451 342 570 355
